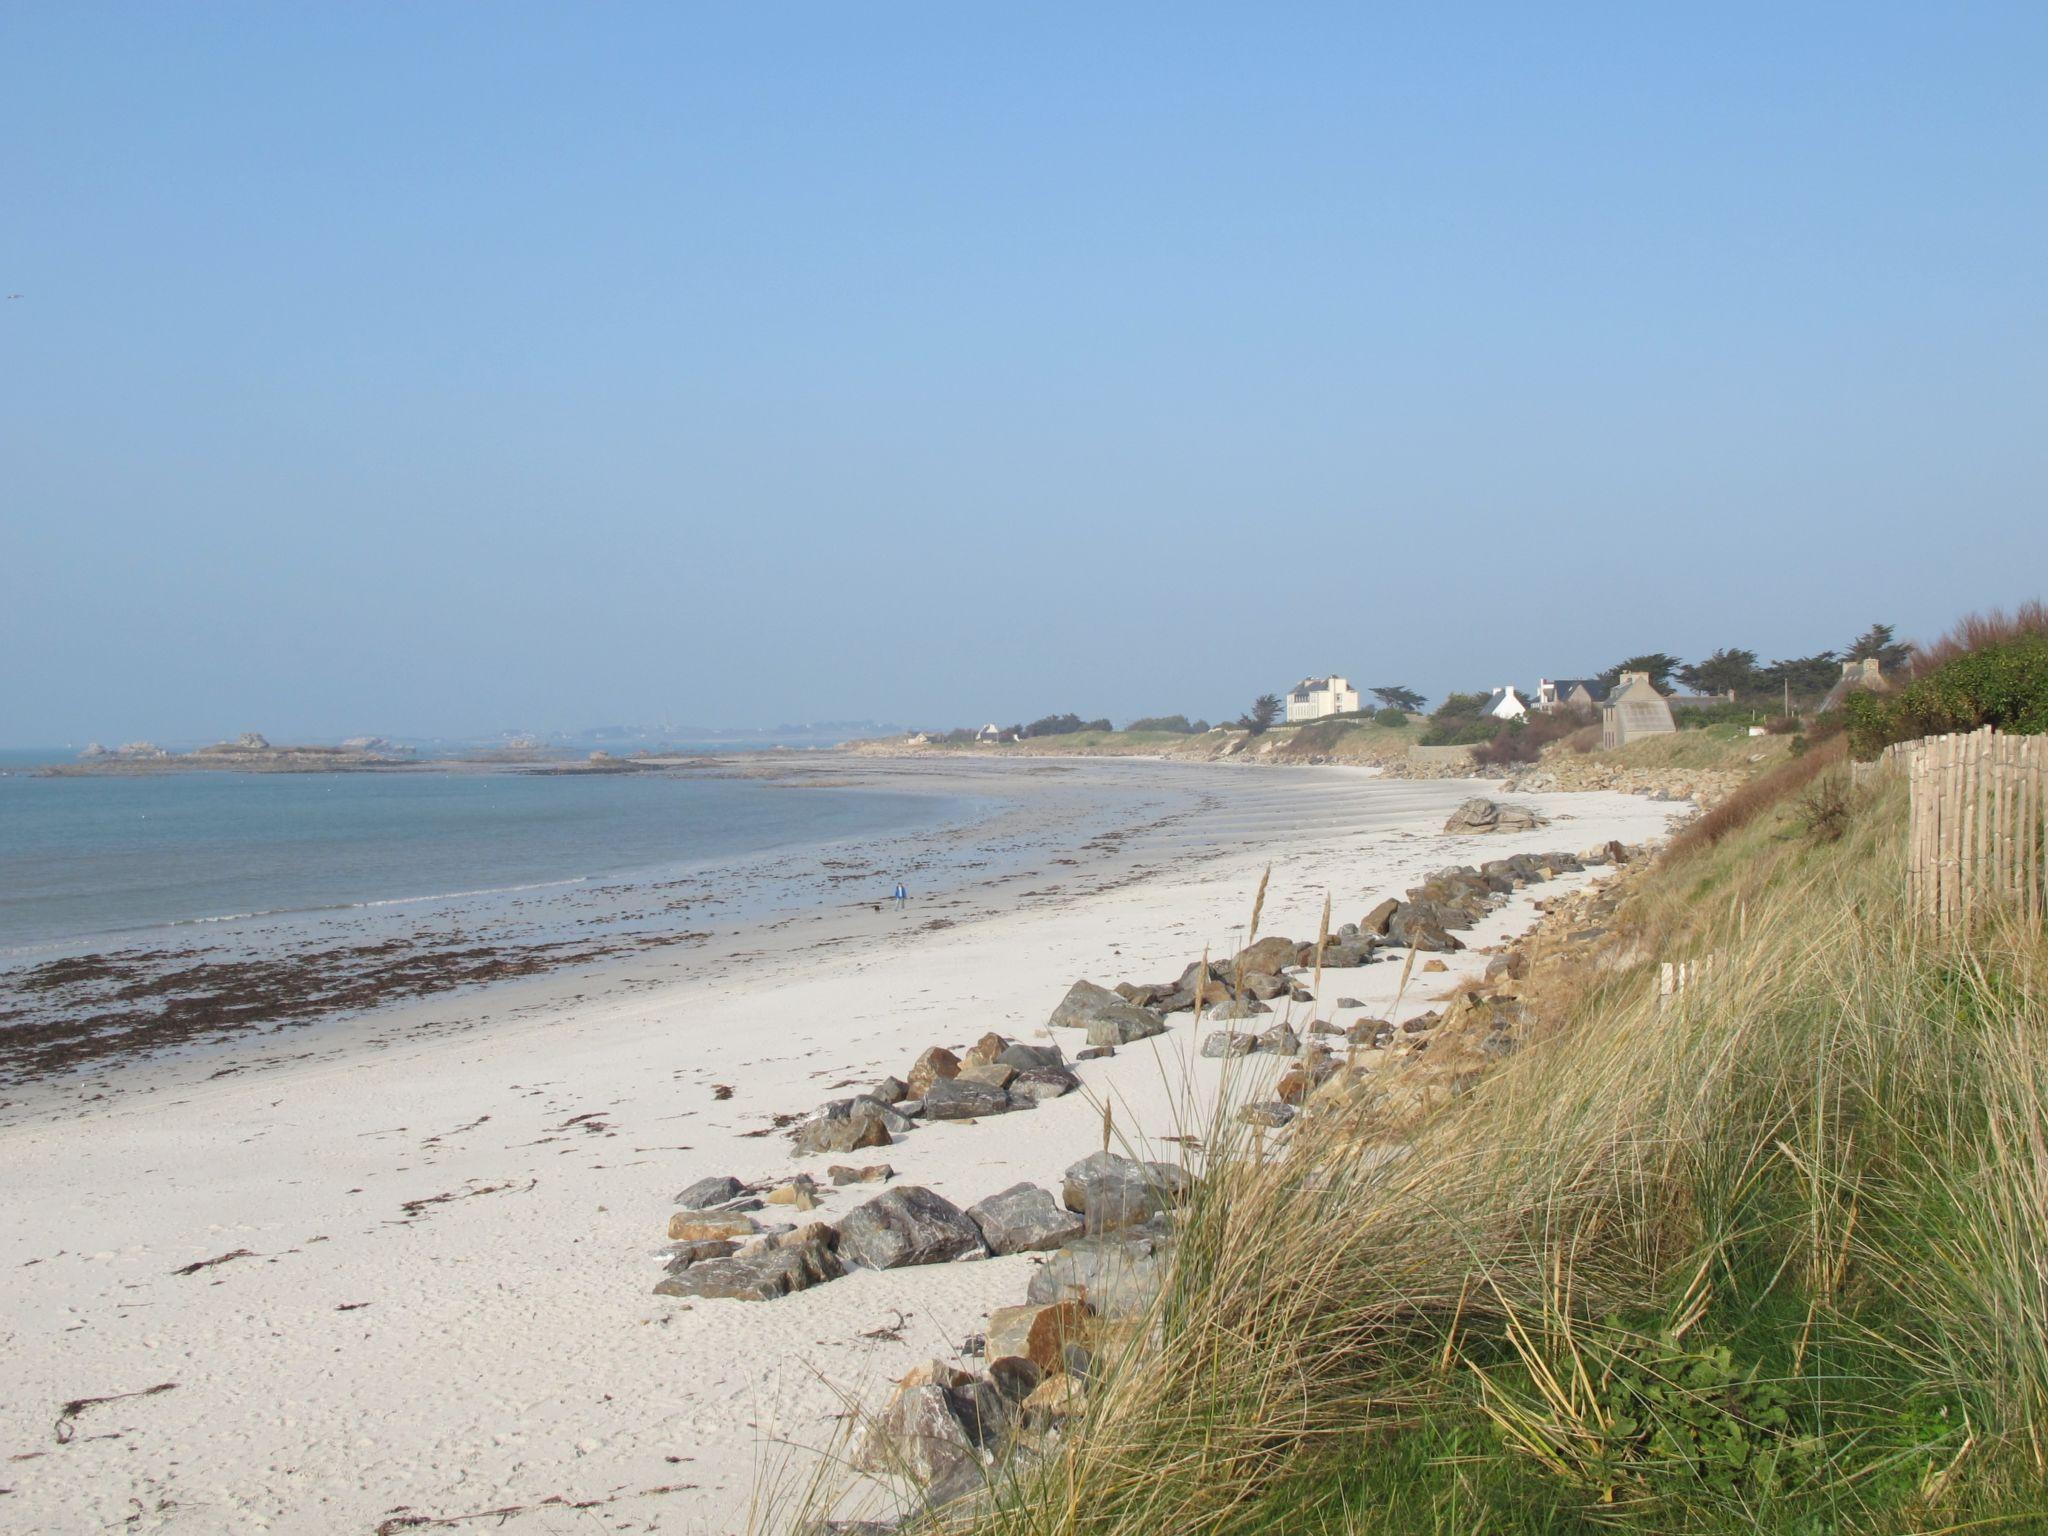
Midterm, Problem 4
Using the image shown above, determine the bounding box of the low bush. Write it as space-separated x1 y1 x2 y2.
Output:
1469 711 1584 767
1123 715 1208 734
1374 707 1409 728
1844 633 2048 758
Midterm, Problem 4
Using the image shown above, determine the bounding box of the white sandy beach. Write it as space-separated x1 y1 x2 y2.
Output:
0 762 1682 1535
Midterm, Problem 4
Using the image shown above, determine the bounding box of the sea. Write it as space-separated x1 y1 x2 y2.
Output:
0 749 981 960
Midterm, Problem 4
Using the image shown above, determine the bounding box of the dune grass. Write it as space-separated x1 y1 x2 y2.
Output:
943 771 2048 1535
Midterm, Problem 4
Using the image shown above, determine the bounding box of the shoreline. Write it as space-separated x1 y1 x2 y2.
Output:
0 762 1685 1534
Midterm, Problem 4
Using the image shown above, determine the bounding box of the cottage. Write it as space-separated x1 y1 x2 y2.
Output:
1600 671 1677 747
1284 676 1361 723
1819 657 1890 714
975 723 1007 743
1535 677 1609 714
1482 686 1530 722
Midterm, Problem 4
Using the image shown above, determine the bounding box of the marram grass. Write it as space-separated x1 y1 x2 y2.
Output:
939 775 2048 1536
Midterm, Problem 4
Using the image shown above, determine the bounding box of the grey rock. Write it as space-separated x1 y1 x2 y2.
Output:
653 1238 841 1300
1061 1151 1192 1231
839 1186 989 1270
792 1113 893 1157
1050 979 1164 1042
996 1041 1067 1072
967 1182 1085 1255
921 1076 1013 1120
662 1238 740 1273
1008 1065 1080 1104
866 1076 909 1105
1025 1219 1174 1316
855 1375 977 1483
1255 1024 1301 1055
1199 1030 1256 1058
1075 1045 1116 1061
1206 996 1271 1020
673 1175 746 1209
827 1163 895 1186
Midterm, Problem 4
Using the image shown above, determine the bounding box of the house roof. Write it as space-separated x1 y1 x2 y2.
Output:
1549 677 1610 702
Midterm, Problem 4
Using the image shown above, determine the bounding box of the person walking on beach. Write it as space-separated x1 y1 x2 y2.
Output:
892 881 907 908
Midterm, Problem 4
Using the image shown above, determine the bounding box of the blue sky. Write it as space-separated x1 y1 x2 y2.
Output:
3 4 2044 742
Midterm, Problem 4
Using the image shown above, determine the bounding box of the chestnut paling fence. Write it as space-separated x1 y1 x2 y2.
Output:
1875 726 2048 928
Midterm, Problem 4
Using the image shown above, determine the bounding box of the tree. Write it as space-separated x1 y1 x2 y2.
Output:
1677 648 1762 698
1239 694 1282 735
1124 714 1201 734
1371 685 1425 713
1022 713 1089 737
1431 691 1490 721
1762 652 1839 700
1844 622 1912 673
1600 653 1682 692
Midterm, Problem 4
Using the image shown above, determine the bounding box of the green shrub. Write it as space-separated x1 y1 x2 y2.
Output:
1844 635 2048 758
1124 715 1206 734
1671 701 1767 730
1374 707 1409 728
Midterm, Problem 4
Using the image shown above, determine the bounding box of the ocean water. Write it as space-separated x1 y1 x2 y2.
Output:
0 751 966 956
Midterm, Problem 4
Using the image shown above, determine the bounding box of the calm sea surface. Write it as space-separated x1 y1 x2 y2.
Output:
0 751 966 955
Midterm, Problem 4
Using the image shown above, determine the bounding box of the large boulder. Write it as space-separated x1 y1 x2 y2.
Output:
967 1182 1085 1255
1050 980 1163 1042
1387 905 1465 953
838 1186 989 1269
1443 797 1502 833
1361 898 1400 936
1061 1151 1192 1231
922 1076 1013 1120
1025 1219 1174 1316
959 1032 1010 1067
667 1209 761 1242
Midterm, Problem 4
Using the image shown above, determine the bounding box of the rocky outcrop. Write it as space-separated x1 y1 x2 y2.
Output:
1442 797 1544 834
967 1183 1085 1255
838 1186 989 1269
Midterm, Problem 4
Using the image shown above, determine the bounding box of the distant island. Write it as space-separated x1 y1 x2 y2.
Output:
42 732 419 775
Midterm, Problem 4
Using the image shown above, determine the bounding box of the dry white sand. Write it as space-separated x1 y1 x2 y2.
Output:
0 763 1681 1534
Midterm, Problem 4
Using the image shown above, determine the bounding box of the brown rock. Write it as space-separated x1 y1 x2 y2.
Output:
1231 936 1298 977
956 1061 1017 1089
907 1046 961 1099
667 1210 762 1242
827 1163 895 1186
984 1299 1093 1373
1020 1374 1087 1424
960 1032 1010 1068
1361 898 1400 936
1422 958 1448 973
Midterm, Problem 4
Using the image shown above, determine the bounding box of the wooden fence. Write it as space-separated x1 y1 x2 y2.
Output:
1879 727 2048 927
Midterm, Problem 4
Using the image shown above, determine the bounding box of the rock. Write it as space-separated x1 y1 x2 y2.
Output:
667 1209 762 1242
1086 1007 1165 1048
1020 1374 1088 1425
1518 771 1558 792
968 1183 1085 1255
1199 1030 1256 1058
1361 898 1400 936
654 1233 841 1300
793 1114 893 1156
1206 997 1271 1020
963 1032 1010 1065
1288 985 1316 1003
1348 1018 1397 1048
828 1163 895 1186
1255 1023 1301 1055
956 1061 1017 1089
1336 996 1365 1009
856 1369 978 1482
673 1175 746 1208
1238 1101 1296 1128
825 1096 917 1134
866 1076 909 1105
1231 936 1299 977
766 1176 820 1210
1308 1020 1343 1035
984 1299 1093 1371
1114 982 1172 1008
1052 980 1165 1044
1387 905 1465 953
907 1047 961 1099
1008 1065 1080 1104
922 1076 1013 1120
838 1186 989 1269
663 1238 740 1272
1026 1219 1174 1316
1421 958 1448 973
1061 1151 1192 1231
1276 1058 1337 1104
997 1041 1066 1072
1075 1045 1116 1061
1495 803 1542 831
1443 797 1502 833
1242 973 1290 1000
1484 952 1527 982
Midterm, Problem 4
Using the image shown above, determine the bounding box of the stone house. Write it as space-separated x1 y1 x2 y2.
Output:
1601 671 1677 747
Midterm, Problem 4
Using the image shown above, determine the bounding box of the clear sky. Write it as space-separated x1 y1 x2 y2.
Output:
4 4 2044 744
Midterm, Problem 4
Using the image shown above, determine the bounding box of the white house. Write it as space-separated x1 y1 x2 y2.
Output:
975 723 1007 743
1482 685 1530 722
1284 676 1360 723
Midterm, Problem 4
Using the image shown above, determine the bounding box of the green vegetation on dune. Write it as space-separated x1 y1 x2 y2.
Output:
951 770 2048 1536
